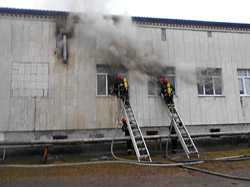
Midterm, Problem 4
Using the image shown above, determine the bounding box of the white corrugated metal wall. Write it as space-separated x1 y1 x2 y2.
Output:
0 14 250 132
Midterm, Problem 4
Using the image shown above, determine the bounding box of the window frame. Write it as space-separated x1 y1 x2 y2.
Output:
238 69 250 96
147 67 176 97
96 73 109 97
96 65 128 97
197 68 223 96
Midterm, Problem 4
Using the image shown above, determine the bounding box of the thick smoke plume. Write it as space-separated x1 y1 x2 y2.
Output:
79 13 168 78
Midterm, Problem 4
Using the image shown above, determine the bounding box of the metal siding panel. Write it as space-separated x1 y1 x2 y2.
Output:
183 30 202 125
227 33 245 123
219 34 239 123
0 19 12 131
199 31 211 67
174 30 191 124
166 29 176 66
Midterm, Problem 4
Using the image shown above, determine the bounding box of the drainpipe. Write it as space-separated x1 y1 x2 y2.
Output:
62 34 68 64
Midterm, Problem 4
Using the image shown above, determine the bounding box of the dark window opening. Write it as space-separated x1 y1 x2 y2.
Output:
96 65 128 96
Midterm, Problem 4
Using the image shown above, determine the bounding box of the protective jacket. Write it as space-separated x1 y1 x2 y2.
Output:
112 78 128 95
161 82 175 96
122 121 128 132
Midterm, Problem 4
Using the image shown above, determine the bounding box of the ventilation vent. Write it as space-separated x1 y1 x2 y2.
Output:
210 128 220 138
146 131 158 136
53 135 68 140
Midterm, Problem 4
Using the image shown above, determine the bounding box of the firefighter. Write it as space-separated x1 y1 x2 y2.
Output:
160 78 177 153
111 75 129 105
160 77 175 113
121 117 132 155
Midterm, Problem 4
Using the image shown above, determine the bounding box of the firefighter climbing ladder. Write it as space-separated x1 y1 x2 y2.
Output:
161 96 199 158
121 100 152 162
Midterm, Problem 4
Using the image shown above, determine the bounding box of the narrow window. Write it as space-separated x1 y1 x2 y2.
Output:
237 69 250 96
207 31 212 38
161 28 166 41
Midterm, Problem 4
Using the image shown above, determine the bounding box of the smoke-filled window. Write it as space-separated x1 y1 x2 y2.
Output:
196 68 222 96
161 28 167 41
96 65 128 96
148 67 175 96
238 69 250 96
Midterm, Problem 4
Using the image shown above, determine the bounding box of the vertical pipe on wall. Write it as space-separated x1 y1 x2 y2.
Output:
62 34 68 64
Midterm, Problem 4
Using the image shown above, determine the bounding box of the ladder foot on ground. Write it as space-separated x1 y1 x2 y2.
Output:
121 100 152 162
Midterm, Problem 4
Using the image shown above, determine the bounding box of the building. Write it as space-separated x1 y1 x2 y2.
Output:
0 7 250 146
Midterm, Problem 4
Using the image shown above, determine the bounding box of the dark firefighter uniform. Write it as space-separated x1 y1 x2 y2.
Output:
161 77 175 112
111 76 129 104
121 118 132 155
161 77 177 153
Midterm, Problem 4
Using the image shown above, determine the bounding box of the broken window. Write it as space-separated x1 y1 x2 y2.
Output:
148 67 175 96
96 65 128 96
238 69 250 96
196 68 222 96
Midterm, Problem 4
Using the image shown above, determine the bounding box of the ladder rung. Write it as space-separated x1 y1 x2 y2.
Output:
189 151 197 154
136 141 144 145
138 148 146 152
140 155 149 159
133 129 139 133
181 133 188 136
135 135 142 140
130 126 136 129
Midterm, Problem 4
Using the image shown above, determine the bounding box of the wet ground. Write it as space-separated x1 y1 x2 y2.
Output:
0 148 250 187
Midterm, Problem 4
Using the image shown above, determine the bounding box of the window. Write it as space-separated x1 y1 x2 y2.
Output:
238 69 250 96
148 67 175 96
196 68 222 96
96 65 128 96
207 31 212 38
161 28 166 41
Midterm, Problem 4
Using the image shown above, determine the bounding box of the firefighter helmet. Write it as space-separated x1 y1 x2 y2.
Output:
118 75 123 80
121 117 126 123
162 77 168 83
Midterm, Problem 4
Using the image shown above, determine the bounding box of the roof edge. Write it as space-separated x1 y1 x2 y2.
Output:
1 7 250 28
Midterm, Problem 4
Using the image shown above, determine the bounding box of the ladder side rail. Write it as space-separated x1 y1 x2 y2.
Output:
174 108 199 154
160 95 173 119
129 103 152 162
161 94 199 157
161 95 190 157
121 101 141 161
171 119 190 157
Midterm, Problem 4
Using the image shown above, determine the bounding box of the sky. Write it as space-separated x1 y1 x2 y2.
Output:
0 0 249 24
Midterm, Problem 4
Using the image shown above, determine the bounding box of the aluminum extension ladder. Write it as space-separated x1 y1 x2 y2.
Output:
121 100 152 162
161 96 199 158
